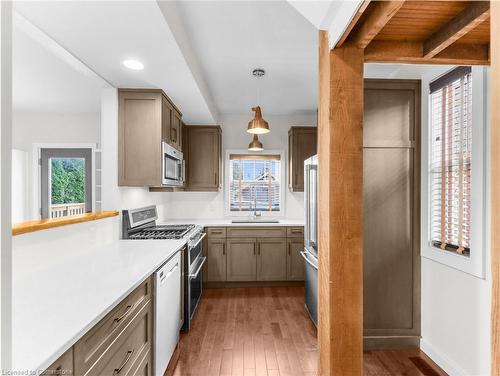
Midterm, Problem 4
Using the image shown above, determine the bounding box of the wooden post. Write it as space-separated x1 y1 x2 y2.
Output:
491 2 500 375
318 30 364 375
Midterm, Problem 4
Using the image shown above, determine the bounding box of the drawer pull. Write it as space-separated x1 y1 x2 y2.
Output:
291 230 302 234
114 350 134 374
114 305 132 323
211 231 223 234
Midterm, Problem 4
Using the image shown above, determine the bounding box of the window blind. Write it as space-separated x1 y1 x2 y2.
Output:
430 67 472 256
229 155 281 212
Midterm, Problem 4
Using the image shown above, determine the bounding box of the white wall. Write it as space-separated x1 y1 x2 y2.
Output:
11 111 100 221
419 66 491 376
159 113 317 220
1 0 13 368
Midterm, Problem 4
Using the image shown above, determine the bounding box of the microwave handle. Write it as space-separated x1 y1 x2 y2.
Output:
181 159 186 183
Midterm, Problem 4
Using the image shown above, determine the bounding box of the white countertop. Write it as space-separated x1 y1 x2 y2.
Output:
12 238 186 372
159 218 305 227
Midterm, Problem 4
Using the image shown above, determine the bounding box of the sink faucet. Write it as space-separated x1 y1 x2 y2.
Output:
253 185 261 219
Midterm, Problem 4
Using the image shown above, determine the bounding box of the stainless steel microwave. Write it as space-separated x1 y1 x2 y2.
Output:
162 142 184 186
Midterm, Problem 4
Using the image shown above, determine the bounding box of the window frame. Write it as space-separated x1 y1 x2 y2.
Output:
32 143 96 220
224 149 286 218
421 66 488 278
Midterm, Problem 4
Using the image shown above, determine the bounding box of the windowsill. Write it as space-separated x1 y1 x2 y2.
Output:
12 211 119 236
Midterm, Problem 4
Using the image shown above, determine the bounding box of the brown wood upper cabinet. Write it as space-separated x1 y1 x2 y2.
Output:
288 126 317 192
118 89 182 187
184 125 222 191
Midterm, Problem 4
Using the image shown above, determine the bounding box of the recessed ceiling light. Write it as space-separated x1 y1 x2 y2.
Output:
123 59 144 70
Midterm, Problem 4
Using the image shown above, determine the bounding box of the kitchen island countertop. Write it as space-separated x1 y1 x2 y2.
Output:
12 238 186 372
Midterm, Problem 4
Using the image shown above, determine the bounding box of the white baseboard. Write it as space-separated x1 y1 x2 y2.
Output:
420 338 476 376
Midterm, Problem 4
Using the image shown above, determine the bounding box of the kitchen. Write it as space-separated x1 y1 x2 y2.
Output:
1 1 495 376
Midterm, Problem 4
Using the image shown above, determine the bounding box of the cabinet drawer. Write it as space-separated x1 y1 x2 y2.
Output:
74 278 151 375
227 227 286 238
287 227 304 238
206 227 226 238
89 301 152 376
42 348 73 375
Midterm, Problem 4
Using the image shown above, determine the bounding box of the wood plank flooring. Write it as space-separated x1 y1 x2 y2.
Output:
172 287 447 376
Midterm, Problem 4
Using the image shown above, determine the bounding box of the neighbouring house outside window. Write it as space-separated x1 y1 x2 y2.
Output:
429 66 472 257
229 154 281 212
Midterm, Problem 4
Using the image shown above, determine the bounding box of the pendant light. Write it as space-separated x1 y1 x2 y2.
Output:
248 134 263 151
247 69 270 135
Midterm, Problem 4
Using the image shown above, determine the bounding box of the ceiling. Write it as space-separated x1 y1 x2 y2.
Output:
12 1 350 122
175 1 318 116
13 1 217 123
12 19 106 114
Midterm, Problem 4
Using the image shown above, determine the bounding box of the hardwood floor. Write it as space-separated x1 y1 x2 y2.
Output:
172 287 446 376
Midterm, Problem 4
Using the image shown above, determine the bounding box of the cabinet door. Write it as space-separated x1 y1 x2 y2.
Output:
118 91 162 186
226 238 256 281
42 348 73 375
257 238 287 281
207 239 227 281
186 126 221 191
287 239 305 281
171 111 182 151
289 127 317 192
161 96 173 144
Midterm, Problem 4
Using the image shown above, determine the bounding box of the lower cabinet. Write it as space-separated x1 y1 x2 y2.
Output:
226 238 257 281
205 227 305 283
287 238 305 281
43 278 153 376
257 238 287 281
42 348 73 376
207 239 227 281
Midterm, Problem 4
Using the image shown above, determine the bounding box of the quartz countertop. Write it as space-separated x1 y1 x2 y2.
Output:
12 238 186 372
159 218 305 227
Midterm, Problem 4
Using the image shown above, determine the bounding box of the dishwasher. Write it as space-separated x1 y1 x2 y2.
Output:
154 249 181 376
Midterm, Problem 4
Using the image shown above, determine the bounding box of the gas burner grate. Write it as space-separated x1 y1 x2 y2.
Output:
128 224 195 240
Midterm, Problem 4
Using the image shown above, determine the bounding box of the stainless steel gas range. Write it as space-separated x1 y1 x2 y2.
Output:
122 206 206 333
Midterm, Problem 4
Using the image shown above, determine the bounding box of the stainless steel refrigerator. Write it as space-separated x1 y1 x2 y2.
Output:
303 154 318 326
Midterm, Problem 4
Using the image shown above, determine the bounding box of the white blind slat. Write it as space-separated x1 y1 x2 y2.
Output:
430 69 472 255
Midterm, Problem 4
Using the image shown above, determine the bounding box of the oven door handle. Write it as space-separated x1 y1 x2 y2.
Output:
189 256 207 279
190 232 206 249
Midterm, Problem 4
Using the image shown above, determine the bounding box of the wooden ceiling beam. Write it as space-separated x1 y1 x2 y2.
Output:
365 40 490 65
350 1 405 49
423 1 490 58
336 0 371 48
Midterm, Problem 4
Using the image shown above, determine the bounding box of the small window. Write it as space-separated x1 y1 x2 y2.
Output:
429 67 472 256
229 154 281 213
40 148 93 219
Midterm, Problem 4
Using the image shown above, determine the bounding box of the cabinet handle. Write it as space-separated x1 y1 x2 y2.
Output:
288 243 291 256
254 244 256 255
114 350 134 374
222 243 226 256
55 366 62 375
114 305 132 323
258 244 261 256
214 172 218 185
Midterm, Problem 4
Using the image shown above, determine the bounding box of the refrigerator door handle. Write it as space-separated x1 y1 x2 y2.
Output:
301 250 318 271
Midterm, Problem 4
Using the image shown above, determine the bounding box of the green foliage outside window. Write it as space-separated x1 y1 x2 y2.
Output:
51 158 85 205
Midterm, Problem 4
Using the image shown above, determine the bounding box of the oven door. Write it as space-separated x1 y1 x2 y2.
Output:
162 142 184 186
186 255 206 329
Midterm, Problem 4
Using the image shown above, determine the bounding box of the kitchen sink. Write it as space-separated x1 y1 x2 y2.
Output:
231 219 280 224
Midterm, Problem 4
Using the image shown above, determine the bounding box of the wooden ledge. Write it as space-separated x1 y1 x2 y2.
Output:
12 211 119 236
